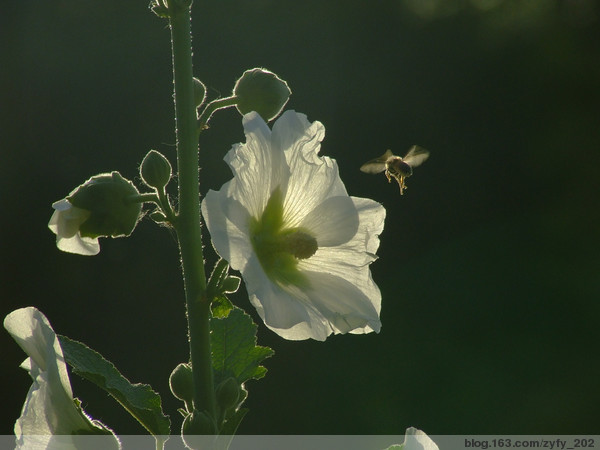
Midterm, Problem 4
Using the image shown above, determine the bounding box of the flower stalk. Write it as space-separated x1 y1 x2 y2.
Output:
169 4 216 421
197 96 239 131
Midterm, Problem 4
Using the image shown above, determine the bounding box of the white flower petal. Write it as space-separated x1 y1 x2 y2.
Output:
243 254 329 340
3 307 99 436
247 267 381 341
56 235 100 256
48 199 99 255
225 112 288 218
298 197 385 318
271 111 323 160
49 200 86 239
403 427 440 450
4 308 73 398
271 112 349 227
351 196 386 255
201 190 253 271
300 195 359 247
302 271 381 335
51 199 72 212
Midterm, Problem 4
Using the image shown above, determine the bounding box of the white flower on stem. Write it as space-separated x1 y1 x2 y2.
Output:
3 307 117 449
48 199 99 256
201 110 386 341
402 427 439 450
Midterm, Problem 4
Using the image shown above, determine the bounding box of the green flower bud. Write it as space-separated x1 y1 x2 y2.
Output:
169 363 194 405
233 68 291 122
182 411 218 444
193 77 207 109
140 150 172 190
215 377 240 413
67 172 142 239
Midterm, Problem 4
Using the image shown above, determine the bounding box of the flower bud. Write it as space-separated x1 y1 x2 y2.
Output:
67 171 142 239
193 77 207 109
182 411 218 444
215 377 240 413
140 150 172 190
233 68 291 121
169 363 194 405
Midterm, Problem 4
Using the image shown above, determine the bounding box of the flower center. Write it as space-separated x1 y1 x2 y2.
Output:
249 186 317 287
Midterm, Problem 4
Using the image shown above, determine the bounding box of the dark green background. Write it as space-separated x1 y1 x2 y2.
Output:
2 0 599 436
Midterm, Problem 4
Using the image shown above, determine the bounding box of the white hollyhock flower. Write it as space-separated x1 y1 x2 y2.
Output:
48 199 99 256
4 307 118 449
201 110 385 341
402 427 439 450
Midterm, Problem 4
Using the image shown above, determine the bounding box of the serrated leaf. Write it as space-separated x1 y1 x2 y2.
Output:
210 307 274 386
211 294 234 319
58 335 170 436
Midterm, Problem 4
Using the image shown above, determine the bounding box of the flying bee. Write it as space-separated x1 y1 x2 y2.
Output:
360 145 430 195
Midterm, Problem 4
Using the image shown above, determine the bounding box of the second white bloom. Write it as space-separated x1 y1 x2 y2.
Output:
202 111 385 341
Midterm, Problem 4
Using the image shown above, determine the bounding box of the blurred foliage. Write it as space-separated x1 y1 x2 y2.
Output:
1 0 599 436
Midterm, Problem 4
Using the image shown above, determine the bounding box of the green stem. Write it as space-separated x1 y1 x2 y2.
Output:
197 96 239 131
127 193 160 204
169 3 216 420
157 187 177 225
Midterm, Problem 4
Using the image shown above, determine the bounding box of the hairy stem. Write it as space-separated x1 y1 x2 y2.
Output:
169 3 216 419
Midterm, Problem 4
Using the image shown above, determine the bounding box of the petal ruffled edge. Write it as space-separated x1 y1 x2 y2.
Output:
224 112 289 219
272 111 350 228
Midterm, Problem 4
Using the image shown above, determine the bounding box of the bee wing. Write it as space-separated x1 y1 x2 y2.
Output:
402 145 430 168
360 149 393 174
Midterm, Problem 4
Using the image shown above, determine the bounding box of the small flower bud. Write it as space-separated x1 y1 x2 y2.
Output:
67 172 142 239
193 77 207 109
140 150 172 190
215 377 241 412
169 363 194 405
182 411 218 445
233 68 291 122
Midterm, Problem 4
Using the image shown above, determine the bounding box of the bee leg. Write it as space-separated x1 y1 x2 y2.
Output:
385 170 392 183
395 175 405 195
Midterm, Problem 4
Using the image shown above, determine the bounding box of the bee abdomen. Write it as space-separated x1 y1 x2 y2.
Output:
388 159 413 177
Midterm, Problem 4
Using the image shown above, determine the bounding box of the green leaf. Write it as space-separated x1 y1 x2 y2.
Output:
58 335 171 436
211 294 234 319
219 408 248 448
210 306 274 386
